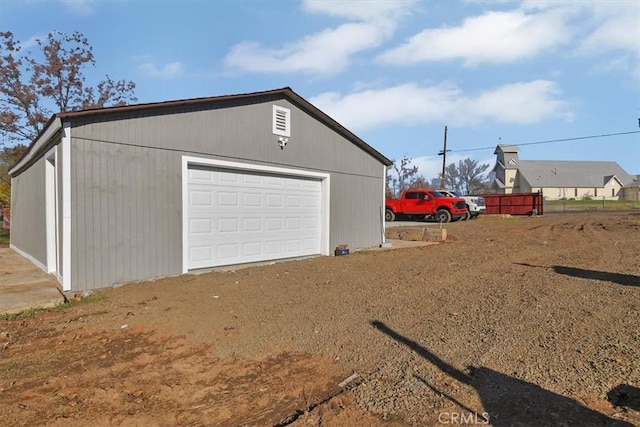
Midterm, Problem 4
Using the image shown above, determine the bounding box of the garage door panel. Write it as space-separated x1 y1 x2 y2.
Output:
187 167 322 269
304 238 319 250
190 190 213 207
218 192 239 207
301 180 320 190
243 192 262 207
286 195 302 208
265 217 283 231
286 240 301 252
218 217 239 232
189 246 214 269
190 218 213 234
285 180 302 189
242 174 262 185
304 195 320 208
266 194 284 207
304 216 320 230
286 217 301 229
188 168 214 183
266 241 283 255
242 242 262 257
243 217 262 232
266 176 283 187
218 171 240 184
217 243 239 259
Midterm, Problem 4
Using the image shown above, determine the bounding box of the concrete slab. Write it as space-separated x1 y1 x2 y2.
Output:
0 248 65 314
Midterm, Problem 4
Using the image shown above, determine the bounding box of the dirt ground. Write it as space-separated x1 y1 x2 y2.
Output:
1 212 639 426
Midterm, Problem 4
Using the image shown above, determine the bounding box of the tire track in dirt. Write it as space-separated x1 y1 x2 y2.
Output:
0 311 351 427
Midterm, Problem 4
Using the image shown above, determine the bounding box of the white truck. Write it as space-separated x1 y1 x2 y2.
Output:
437 190 486 220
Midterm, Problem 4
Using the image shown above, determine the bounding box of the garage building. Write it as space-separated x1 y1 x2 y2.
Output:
9 87 392 292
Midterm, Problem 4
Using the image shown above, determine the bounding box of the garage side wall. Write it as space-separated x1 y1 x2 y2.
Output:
330 172 384 250
10 156 47 268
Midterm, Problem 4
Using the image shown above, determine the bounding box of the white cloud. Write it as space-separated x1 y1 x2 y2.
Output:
225 23 388 76
581 3 640 82
311 83 460 129
378 7 572 66
471 80 573 124
411 155 453 182
310 80 570 131
138 61 183 78
523 0 640 79
377 1 638 79
302 0 416 26
224 0 419 76
576 2 640 55
60 0 97 15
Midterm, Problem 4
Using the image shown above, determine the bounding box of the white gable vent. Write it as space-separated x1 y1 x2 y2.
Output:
273 105 291 137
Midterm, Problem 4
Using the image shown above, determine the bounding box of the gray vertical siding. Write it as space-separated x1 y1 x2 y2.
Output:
329 172 384 250
71 99 382 178
68 96 385 290
71 140 182 291
10 156 47 267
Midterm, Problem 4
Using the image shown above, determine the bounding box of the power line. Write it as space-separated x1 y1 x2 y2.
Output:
448 130 640 154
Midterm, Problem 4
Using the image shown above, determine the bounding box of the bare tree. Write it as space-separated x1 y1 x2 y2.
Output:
385 156 429 198
0 31 137 146
441 158 490 194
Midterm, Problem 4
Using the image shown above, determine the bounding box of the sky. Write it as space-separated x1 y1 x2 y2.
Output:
2 0 639 180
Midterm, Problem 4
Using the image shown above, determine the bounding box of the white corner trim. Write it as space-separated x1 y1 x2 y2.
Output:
181 156 331 273
381 165 386 244
321 175 330 256
10 244 48 273
181 157 189 274
45 148 57 274
61 122 72 291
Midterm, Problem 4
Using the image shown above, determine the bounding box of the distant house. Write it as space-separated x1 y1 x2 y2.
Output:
492 145 639 200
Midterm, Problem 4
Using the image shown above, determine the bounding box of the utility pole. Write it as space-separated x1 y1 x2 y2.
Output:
438 126 450 188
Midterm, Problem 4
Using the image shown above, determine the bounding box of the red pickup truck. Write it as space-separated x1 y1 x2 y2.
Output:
385 189 468 223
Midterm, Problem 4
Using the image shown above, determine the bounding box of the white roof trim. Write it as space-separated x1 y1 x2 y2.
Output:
603 175 624 186
9 117 62 176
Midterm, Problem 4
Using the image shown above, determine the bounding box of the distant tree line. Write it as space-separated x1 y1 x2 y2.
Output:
386 156 493 199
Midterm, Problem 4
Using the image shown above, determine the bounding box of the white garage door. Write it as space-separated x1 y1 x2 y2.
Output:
186 166 322 269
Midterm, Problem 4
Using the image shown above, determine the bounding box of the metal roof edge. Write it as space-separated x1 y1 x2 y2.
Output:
9 117 62 176
56 87 294 120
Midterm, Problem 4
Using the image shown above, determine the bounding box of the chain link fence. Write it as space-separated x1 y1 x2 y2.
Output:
543 195 639 213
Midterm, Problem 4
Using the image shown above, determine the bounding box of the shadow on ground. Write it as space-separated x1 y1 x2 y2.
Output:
608 384 640 412
516 263 639 288
552 266 639 287
371 320 632 426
